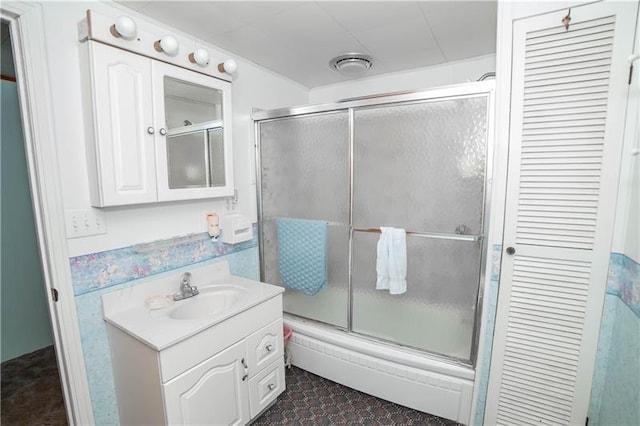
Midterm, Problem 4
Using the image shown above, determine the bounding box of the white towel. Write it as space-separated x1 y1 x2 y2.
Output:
388 228 407 295
376 227 392 290
376 227 407 295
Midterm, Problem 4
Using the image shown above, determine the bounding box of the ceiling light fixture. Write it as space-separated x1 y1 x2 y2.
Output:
154 35 179 56
330 53 373 76
110 16 137 40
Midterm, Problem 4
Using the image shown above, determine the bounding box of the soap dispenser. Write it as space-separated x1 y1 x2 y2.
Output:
207 213 220 241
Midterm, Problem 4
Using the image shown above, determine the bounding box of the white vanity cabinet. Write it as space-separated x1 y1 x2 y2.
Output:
81 40 234 207
106 293 285 425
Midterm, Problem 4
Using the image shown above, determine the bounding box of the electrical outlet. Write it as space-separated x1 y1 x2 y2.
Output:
65 209 107 238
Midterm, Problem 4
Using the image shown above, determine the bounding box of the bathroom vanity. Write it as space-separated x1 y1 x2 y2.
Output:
102 261 285 425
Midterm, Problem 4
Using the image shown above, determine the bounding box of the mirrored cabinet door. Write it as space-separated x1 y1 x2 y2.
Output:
164 76 223 130
153 61 233 202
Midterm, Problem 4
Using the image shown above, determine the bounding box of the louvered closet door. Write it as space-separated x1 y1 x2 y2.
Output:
485 2 637 426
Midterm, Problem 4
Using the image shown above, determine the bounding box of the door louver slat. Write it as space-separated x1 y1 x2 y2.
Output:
525 56 611 75
524 80 609 95
525 16 615 40
524 93 608 108
525 45 612 66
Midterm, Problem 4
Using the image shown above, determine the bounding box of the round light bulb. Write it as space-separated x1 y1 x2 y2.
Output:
113 16 137 40
190 48 209 67
223 59 237 74
159 35 179 56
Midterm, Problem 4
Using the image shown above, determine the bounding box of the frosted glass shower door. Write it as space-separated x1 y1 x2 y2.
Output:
258 111 350 328
351 96 489 362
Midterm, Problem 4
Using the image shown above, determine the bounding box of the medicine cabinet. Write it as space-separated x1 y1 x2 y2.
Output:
81 41 233 207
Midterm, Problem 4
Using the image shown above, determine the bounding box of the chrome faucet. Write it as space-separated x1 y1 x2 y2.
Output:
173 272 199 301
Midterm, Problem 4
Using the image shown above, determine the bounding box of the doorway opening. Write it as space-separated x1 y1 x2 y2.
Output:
0 20 67 426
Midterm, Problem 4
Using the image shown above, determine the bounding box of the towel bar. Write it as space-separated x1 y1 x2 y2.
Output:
265 217 347 227
353 228 483 242
264 218 482 242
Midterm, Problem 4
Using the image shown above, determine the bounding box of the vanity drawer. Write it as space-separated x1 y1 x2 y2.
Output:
246 319 283 375
248 359 285 418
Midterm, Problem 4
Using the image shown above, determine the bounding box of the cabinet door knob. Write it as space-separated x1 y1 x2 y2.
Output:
267 383 275 391
506 247 516 255
266 344 273 352
159 128 167 136
147 127 155 134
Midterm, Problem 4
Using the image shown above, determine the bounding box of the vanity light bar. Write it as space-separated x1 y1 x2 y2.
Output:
78 9 234 82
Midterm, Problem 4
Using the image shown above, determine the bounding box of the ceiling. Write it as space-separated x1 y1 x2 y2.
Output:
117 1 497 88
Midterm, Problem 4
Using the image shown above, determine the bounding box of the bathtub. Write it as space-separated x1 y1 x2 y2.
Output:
284 310 476 425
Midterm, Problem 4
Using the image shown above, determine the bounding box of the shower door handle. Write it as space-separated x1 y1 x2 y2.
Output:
506 247 516 255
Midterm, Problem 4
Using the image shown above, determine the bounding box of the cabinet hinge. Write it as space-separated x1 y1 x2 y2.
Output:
629 64 634 85
51 288 59 302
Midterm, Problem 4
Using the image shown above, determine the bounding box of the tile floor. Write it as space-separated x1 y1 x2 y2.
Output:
1 346 460 425
1 346 67 426
254 366 461 425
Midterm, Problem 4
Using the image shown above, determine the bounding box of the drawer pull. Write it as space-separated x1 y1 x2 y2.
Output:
265 344 273 352
241 358 247 368
267 383 275 391
242 374 248 381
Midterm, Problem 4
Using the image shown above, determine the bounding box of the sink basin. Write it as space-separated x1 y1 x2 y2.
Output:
169 285 248 320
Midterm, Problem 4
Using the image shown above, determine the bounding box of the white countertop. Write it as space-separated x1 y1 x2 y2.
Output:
102 261 284 351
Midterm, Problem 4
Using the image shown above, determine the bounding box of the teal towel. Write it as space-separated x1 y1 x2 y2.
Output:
277 218 327 295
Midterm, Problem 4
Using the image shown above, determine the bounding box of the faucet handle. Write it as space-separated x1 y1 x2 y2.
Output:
181 272 192 285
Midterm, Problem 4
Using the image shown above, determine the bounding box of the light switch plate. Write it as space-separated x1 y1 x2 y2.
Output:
65 209 107 238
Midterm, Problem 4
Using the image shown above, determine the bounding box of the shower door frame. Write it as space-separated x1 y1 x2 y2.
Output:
254 81 495 367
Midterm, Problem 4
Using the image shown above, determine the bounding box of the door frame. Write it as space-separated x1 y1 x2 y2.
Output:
1 3 94 424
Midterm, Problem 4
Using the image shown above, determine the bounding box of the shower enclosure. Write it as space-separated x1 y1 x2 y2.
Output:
254 82 493 367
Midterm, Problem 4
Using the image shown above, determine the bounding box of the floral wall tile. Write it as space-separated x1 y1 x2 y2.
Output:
70 225 258 296
473 244 501 426
606 253 640 318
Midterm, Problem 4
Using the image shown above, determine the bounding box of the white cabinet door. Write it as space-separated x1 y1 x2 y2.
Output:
163 340 250 426
486 2 637 425
87 41 157 206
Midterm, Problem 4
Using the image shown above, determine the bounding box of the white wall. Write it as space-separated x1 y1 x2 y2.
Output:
309 54 495 104
612 5 640 261
40 1 308 257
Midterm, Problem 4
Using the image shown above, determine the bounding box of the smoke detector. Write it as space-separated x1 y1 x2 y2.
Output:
329 54 373 76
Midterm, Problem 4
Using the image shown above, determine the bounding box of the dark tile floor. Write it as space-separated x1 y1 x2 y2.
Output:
254 366 461 425
1 346 67 426
1 346 460 425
